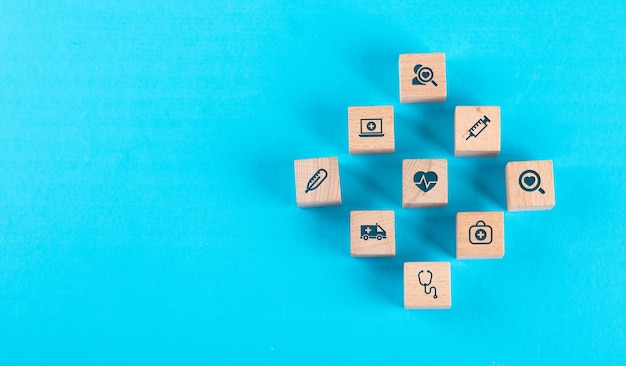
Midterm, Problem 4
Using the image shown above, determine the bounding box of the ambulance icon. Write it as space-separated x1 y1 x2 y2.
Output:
360 224 387 241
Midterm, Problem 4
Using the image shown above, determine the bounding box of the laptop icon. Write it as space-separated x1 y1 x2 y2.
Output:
359 118 384 137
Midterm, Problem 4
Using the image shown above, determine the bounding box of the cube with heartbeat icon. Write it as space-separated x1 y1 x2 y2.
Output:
402 159 448 208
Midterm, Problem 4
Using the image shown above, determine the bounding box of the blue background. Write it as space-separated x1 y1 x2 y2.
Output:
1 1 625 364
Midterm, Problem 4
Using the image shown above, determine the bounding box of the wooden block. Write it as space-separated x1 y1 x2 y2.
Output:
294 157 342 208
454 106 501 157
505 160 555 211
399 52 447 103
404 262 451 309
350 210 395 257
348 106 394 154
456 211 505 259
402 159 448 208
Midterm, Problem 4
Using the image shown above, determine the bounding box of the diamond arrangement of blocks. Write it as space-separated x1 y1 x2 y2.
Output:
293 52 556 310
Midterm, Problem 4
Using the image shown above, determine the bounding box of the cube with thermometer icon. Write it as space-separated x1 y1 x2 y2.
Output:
454 106 501 157
294 157 342 208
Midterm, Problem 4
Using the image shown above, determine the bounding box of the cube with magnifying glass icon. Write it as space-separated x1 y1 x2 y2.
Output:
399 52 447 103
505 160 555 211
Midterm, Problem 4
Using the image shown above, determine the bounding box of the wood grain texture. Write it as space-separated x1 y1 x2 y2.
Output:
402 159 448 208
404 262 451 310
348 106 394 154
454 106 501 157
505 160 555 211
294 157 342 208
399 52 447 103
350 210 395 257
456 211 504 259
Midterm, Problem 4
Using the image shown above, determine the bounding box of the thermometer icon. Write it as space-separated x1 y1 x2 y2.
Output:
305 168 328 193
465 115 491 140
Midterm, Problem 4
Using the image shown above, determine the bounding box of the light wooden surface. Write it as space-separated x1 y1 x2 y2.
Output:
454 106 501 157
404 262 451 310
348 106 394 154
399 52 447 103
294 157 342 208
350 210 395 257
402 159 448 208
456 211 504 259
505 160 555 211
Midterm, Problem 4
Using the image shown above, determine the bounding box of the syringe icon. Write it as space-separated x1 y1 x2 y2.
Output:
465 115 491 140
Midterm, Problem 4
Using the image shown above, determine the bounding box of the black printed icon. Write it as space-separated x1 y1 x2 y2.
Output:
465 115 491 140
360 223 387 241
305 168 327 193
469 220 492 245
518 169 545 194
418 270 438 299
412 64 438 86
359 118 384 137
413 171 438 192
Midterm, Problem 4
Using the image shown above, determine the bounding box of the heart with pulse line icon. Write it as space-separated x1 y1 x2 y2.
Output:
413 171 438 192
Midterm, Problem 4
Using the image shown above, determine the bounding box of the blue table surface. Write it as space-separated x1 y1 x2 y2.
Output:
1 1 625 364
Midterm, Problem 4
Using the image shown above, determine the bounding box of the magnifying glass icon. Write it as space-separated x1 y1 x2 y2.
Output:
518 169 545 194
413 64 438 86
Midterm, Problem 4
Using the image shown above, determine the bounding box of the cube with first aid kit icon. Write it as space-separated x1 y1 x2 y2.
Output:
505 160 555 211
294 157 342 208
404 261 451 309
456 211 505 259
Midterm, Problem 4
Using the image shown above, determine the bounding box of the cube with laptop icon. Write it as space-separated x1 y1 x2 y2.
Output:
348 106 394 154
359 118 384 137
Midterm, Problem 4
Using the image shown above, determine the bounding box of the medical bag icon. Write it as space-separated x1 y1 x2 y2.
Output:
469 220 492 245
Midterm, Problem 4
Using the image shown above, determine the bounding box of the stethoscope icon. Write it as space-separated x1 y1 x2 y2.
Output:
418 270 438 299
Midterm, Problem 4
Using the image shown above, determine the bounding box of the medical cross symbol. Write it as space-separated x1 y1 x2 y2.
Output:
364 227 372 234
475 229 486 240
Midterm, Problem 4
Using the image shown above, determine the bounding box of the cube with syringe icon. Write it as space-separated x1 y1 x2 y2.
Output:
454 106 501 157
465 115 491 140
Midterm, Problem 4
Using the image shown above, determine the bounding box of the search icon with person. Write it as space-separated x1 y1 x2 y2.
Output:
412 64 438 87
518 169 545 194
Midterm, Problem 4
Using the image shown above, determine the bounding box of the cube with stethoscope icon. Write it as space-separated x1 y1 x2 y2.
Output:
404 262 451 309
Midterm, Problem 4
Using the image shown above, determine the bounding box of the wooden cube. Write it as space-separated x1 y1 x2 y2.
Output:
402 159 448 208
454 106 501 157
399 52 447 103
505 160 555 211
456 211 504 259
294 157 342 208
350 210 395 257
404 262 451 309
348 106 394 154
